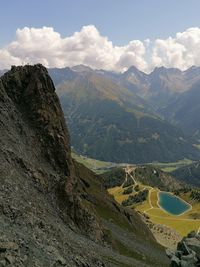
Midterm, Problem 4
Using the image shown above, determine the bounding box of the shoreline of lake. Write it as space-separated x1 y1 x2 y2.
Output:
157 191 191 216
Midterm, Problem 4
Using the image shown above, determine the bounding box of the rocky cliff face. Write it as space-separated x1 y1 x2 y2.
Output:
2 64 73 176
0 64 169 267
0 64 103 240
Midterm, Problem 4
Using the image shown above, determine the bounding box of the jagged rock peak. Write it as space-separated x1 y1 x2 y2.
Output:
1 64 73 177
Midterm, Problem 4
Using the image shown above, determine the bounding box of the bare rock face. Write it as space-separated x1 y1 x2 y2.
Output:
0 64 104 242
2 64 73 177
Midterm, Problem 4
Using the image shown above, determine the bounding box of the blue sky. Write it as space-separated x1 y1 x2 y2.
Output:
1 0 200 46
1 0 200 71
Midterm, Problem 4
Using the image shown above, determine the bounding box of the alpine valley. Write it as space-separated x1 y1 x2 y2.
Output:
2 0 200 266
48 65 200 165
1 64 200 267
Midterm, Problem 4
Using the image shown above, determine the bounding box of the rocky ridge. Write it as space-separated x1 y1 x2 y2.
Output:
0 64 103 240
0 64 169 266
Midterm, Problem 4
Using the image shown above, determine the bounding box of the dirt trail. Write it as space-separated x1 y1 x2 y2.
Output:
124 165 137 184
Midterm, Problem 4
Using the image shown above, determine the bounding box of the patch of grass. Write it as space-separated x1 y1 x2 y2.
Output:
150 216 200 236
73 152 196 175
135 200 151 212
151 190 159 208
72 152 119 173
108 186 133 204
161 166 179 172
149 158 195 172
193 143 200 150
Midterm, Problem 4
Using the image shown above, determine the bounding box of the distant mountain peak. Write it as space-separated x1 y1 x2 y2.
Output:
125 65 146 75
71 64 93 72
126 65 139 72
187 65 200 70
184 65 200 75
152 66 181 75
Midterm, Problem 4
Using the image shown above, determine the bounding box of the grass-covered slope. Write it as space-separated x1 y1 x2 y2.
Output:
160 81 200 139
74 161 170 266
101 165 182 191
105 166 200 246
171 161 200 187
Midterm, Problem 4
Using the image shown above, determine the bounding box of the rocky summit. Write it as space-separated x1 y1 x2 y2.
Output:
0 65 169 266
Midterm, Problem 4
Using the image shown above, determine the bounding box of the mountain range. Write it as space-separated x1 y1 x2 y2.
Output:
48 65 200 164
108 65 200 139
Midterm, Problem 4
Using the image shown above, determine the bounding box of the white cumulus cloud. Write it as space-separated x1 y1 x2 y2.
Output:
151 27 200 70
0 25 148 71
1 25 200 72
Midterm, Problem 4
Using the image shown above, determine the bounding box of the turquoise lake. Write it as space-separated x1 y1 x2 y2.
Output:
158 192 190 215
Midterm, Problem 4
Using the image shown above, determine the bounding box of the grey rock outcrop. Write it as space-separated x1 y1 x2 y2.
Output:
0 64 105 266
167 231 200 266
1 64 104 240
